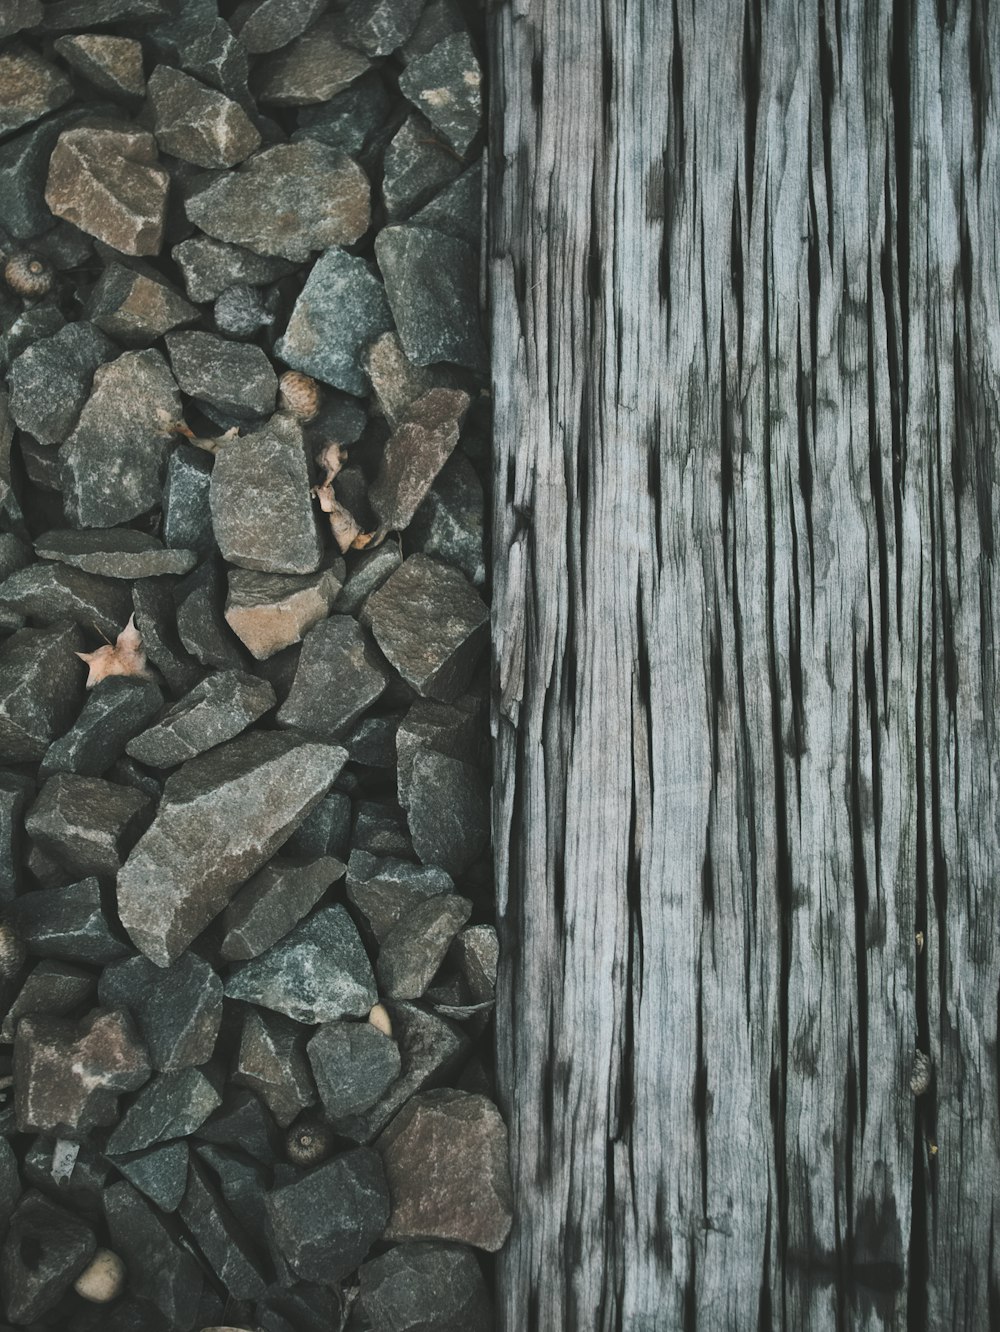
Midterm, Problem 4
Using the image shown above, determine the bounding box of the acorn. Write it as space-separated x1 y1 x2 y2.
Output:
73 1248 126 1303
285 1113 333 1168
279 369 321 421
368 1002 392 1038
0 922 26 982
910 1049 932 1096
4 252 54 299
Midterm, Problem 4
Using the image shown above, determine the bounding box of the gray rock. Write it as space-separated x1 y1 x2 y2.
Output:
84 262 198 345
409 160 482 247
275 246 393 396
8 322 114 446
0 563 133 639
407 749 489 876
104 1179 203 1329
14 1008 151 1136
335 541 402 616
225 564 344 660
117 730 345 966
346 711 403 768
409 452 486 584
166 329 277 420
131 577 202 695
126 669 274 768
352 799 413 859
22 1135 112 1209
0 1139 18 1240
220 855 344 961
98 950 222 1071
382 112 461 222
60 348 182 528
377 893 471 1000
40 677 164 779
339 0 425 56
53 34 146 98
377 1089 512 1251
230 0 327 53
213 282 276 337
450 925 498 1003
179 1156 269 1298
293 73 392 156
365 331 463 429
0 1 41 39
399 32 482 156
233 1009 315 1127
172 234 294 302
0 107 111 241
148 65 261 168
366 554 487 701
0 771 31 901
1 1192 96 1324
402 0 467 61
163 444 213 553
45 123 170 257
255 16 371 106
307 1020 401 1122
174 557 248 671
282 790 351 861
356 1242 493 1332
35 528 197 578
0 44 72 139
41 0 171 25
25 772 150 878
265 1148 389 1282
395 695 482 807
211 413 321 573
106 1066 222 1154
370 388 470 533
185 141 370 262
109 1140 189 1211
1 305 65 375
6 877 130 965
157 9 249 98
277 615 390 739
376 225 487 371
1 960 94 1042
194 1086 278 1162
225 905 376 1024
193 1143 269 1239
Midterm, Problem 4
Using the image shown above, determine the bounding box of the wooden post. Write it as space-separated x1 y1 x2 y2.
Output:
488 0 1000 1327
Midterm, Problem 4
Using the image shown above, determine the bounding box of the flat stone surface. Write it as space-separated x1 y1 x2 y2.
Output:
399 31 482 156
1 1191 96 1324
105 1066 222 1154
104 1179 203 1329
336 541 402 617
395 695 481 808
185 141 370 262
407 749 489 876
99 950 222 1071
0 562 133 640
60 348 182 528
220 854 344 961
233 1009 315 1127
275 246 393 396
231 0 327 53
179 1156 269 1299
277 615 390 739
0 1 42 39
9 322 114 446
41 676 165 780
164 444 213 553
126 669 274 768
172 235 295 302
256 16 371 108
377 893 472 1000
409 452 486 585
148 64 260 168
131 577 202 696
25 772 150 878
366 554 487 701
0 44 72 138
118 730 344 966
84 262 198 345
356 1241 493 1332
53 34 146 98
307 1020 401 1122
376 225 487 371
225 905 376 1024
0 624 84 762
14 1008 151 1136
225 565 343 660
211 414 322 574
166 330 277 420
293 72 392 155
6 877 130 965
377 1089 512 1251
45 123 169 256
174 556 247 672
35 528 197 579
109 1140 188 1211
370 388 470 533
450 924 498 1003
1 960 95 1042
339 0 425 55
410 159 482 246
382 111 461 222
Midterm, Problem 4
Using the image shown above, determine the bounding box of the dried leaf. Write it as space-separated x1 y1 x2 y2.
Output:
76 614 149 687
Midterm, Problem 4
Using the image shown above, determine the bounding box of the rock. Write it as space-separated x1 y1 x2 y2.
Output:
21 1136 112 1214
233 1009 315 1127
45 123 170 257
356 1242 493 1332
0 563 133 639
406 750 489 876
60 348 182 529
40 679 163 780
0 624 83 762
0 1 41 39
352 800 413 859
377 1090 512 1251
108 1140 188 1211
0 771 32 900
307 1020 400 1123
148 65 260 168
14 1008 151 1136
53 35 146 98
166 330 277 420
6 877 130 965
0 107 106 241
35 529 197 579
230 0 327 53
2 307 66 377
193 1143 269 1239
335 541 402 616
265 1148 389 1283
185 141 370 262
224 565 344 660
172 235 294 302
220 855 344 962
224 905 376 1024
126 670 274 768
131 578 202 696
25 772 150 878
399 31 482 157
1 960 95 1042
377 894 471 1000
164 445 213 553
395 695 481 807
117 730 344 966
382 112 461 222
40 0 171 26
255 16 371 106
0 1139 18 1238
409 453 486 584
0 44 73 139
98 950 222 1071
293 73 392 156
370 388 470 533
159 9 248 98
84 262 198 345
174 557 247 672
1 1192 96 1324
179 1157 269 1299
214 283 276 337
276 616 390 739
104 1179 204 1330
282 790 351 861
275 246 393 396
338 0 425 56
450 924 498 1004
366 555 487 701
194 1087 277 1163
106 1066 222 1154
376 225 487 371
410 160 482 247
346 712 403 768
210 414 321 574
365 331 458 429
8 321 114 445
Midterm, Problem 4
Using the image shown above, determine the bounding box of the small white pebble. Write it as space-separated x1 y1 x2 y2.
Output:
73 1248 125 1303
368 1002 392 1038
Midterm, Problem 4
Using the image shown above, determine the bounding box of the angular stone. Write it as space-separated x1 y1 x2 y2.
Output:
377 893 471 1001
353 800 413 860
266 1148 389 1283
109 1140 188 1211
0 44 72 139
164 444 213 553
148 65 260 168
230 0 327 53
0 1 41 39
1 1192 96 1323
172 234 294 302
0 624 83 763
84 262 198 346
225 565 343 660
225 905 376 1024
45 124 170 257
60 348 182 528
1 960 94 1042
410 160 482 246
174 557 247 671
26 773 150 878
294 72 392 155
211 413 321 574
41 0 170 25
14 1008 151 1136
194 1143 269 1239
282 790 351 861
370 389 470 533
0 563 133 640
382 112 461 222
126 669 274 769
450 925 498 1004
157 7 249 97
213 282 277 337
395 695 481 808
99 951 222 1071
339 0 424 55
275 246 393 396
9 321 114 445
376 225 486 371
367 555 487 701
377 1090 512 1251
346 711 403 768
131 577 202 696
307 1020 400 1123
1 306 65 379
40 679 163 780
256 16 371 106
118 731 344 966
0 1138 18 1239
399 32 482 157
179 1157 269 1298
365 331 459 430
53 34 146 98
276 616 390 739
104 1180 203 1330
194 1087 278 1163
185 141 370 262
35 528 197 579
357 1241 493 1332
6 878 130 965
0 107 106 241
220 855 344 962
336 541 402 617
409 452 486 584
233 1010 315 1128
0 771 31 901
106 1066 222 1154
167 330 277 420
407 750 489 876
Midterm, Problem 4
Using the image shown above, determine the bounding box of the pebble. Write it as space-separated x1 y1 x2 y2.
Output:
409 452 486 584
25 771 151 877
346 850 455 943
336 541 402 616
356 1241 494 1332
1 1191 97 1323
377 893 472 1000
107 1139 189 1211
277 615 390 739
172 235 295 303
167 329 277 420
220 854 344 961
230 0 327 53
0 624 85 763
6 877 130 965
370 387 470 533
73 1246 127 1303
164 445 214 552
53 34 146 98
126 669 275 768
148 65 261 168
399 31 482 156
224 564 344 659
106 1066 222 1154
98 949 223 1071
256 16 371 106
8 321 114 445
0 44 73 138
307 1019 401 1122
376 224 487 371
34 528 197 579
233 1009 315 1127
84 262 198 345
0 959 95 1042
104 1180 203 1329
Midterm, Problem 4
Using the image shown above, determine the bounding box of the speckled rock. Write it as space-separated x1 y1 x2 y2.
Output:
0 44 72 138
84 262 198 345
224 565 344 659
8 321 114 445
148 64 260 168
53 34 146 98
172 235 295 303
104 1179 203 1328
98 949 222 1070
174 556 247 672
25 772 150 878
307 1019 401 1122
345 852 455 943
378 893 472 1001
0 562 133 639
339 0 425 55
356 1242 494 1332
277 615 390 739
1 1191 96 1324
376 225 487 371
126 669 275 769
233 1009 315 1127
178 1156 269 1298
409 452 486 585
230 0 327 53
220 855 344 961
256 15 371 106
34 528 197 579
6 877 130 965
105 1066 222 1154
370 388 470 533
164 445 213 553
406 749 489 876
336 541 402 616
381 111 461 222
399 31 482 156
109 1140 189 1212
0 2 42 39
293 72 391 155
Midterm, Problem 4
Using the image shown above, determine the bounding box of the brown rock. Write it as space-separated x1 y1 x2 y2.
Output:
53 35 146 98
369 388 470 536
148 66 260 169
224 564 343 659
0 44 72 138
255 16 371 106
365 331 463 429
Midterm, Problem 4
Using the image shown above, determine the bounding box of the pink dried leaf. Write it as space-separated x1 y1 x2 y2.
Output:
76 614 149 688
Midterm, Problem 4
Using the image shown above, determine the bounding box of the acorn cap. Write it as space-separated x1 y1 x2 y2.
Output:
4 252 53 298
